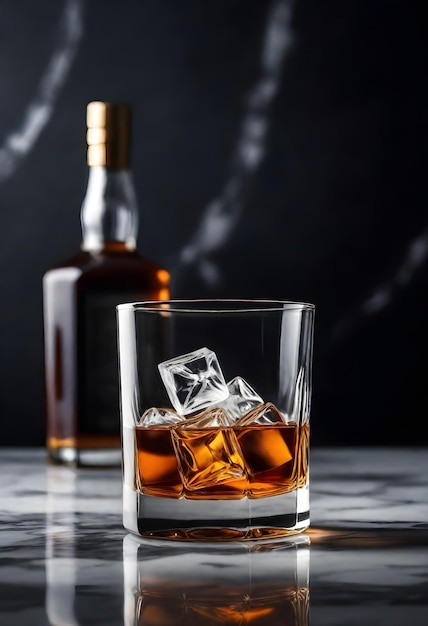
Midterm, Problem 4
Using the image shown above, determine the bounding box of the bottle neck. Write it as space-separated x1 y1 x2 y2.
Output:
80 166 138 252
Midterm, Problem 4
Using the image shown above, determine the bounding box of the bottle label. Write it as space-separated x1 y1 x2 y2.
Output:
79 291 140 436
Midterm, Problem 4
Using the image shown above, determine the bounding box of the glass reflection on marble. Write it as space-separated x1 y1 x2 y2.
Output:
45 466 80 626
43 464 124 626
123 533 310 625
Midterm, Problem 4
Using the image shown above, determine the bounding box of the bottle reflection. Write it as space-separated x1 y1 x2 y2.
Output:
45 466 80 626
123 533 310 626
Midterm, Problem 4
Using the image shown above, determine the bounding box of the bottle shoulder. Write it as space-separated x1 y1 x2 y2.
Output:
45 250 91 272
44 249 170 290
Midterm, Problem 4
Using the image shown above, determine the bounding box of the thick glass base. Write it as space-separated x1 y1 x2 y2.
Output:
48 445 122 467
123 483 309 541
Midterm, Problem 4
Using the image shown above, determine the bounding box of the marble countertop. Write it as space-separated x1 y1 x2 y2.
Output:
0 448 427 625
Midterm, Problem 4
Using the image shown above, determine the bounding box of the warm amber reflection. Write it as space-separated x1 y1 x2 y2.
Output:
308 526 428 549
156 269 171 285
124 532 310 625
48 434 120 450
136 586 309 626
140 526 310 541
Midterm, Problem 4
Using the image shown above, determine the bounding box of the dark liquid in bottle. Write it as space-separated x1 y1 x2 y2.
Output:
44 243 169 464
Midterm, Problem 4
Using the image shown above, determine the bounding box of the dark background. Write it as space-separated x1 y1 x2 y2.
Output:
0 0 426 447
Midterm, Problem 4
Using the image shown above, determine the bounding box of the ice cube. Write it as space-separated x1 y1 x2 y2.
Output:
219 376 263 420
171 407 245 492
178 406 233 429
236 402 286 426
138 407 184 427
158 347 229 415
234 402 294 498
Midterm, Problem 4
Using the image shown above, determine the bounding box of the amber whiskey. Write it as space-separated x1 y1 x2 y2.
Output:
43 102 170 466
130 422 309 500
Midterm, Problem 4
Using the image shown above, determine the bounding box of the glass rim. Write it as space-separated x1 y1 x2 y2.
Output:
116 298 315 313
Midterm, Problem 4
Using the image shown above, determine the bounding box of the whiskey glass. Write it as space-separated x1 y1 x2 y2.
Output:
117 299 314 541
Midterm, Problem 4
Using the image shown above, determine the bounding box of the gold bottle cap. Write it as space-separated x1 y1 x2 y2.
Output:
86 101 131 169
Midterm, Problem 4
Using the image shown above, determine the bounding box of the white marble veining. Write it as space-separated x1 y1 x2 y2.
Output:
174 0 296 288
0 0 83 185
0 447 427 625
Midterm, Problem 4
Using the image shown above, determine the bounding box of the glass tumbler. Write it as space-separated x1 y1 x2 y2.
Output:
117 299 314 541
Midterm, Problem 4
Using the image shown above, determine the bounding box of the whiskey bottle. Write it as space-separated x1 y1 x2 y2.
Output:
43 102 170 466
